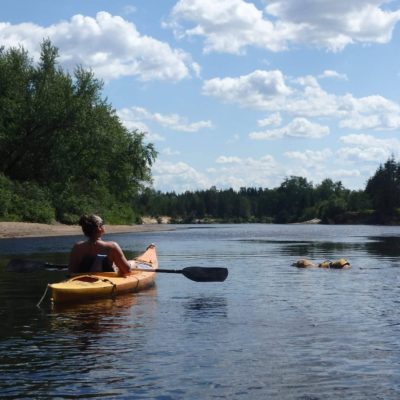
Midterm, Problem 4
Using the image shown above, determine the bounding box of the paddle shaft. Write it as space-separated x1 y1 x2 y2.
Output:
132 267 228 282
137 268 182 274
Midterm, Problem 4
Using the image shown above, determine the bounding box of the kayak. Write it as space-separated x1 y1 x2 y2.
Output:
49 244 158 304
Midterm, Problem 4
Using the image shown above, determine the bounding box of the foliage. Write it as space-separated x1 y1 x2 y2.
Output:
0 174 54 223
137 176 374 224
0 40 156 224
365 157 400 220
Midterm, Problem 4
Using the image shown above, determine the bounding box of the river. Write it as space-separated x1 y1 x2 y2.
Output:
0 224 399 399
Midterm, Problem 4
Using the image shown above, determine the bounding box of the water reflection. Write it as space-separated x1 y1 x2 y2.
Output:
1 225 400 399
52 286 156 317
51 294 138 330
48 288 158 355
182 296 228 319
242 235 400 265
0 287 159 399
363 236 400 258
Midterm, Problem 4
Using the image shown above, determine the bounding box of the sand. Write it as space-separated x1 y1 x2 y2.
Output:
0 221 175 239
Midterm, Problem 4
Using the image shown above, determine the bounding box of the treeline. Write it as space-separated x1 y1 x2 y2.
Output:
137 158 400 225
0 40 156 224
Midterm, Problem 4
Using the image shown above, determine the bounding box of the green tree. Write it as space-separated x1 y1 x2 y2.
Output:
319 198 347 224
0 40 157 223
365 157 400 219
315 179 345 202
276 176 314 222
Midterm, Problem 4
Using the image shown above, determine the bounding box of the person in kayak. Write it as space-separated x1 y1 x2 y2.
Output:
68 214 132 276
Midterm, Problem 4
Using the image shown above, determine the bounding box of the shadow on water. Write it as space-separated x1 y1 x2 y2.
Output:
182 296 228 320
363 236 400 258
243 235 400 263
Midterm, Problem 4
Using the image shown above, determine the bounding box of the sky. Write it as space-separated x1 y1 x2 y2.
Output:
2 0 400 193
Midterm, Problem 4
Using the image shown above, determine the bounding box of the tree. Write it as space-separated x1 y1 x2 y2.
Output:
0 40 157 223
315 179 346 202
365 157 400 218
276 176 314 222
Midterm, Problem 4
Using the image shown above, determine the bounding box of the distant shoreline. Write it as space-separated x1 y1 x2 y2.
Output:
0 221 176 239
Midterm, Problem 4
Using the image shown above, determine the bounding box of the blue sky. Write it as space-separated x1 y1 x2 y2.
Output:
3 0 400 193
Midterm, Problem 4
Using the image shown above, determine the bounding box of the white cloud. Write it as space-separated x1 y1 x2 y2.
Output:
203 69 400 131
283 148 337 184
211 154 283 189
283 148 363 187
162 147 181 156
203 71 332 114
168 0 400 53
168 0 284 54
319 70 348 80
338 94 400 130
118 106 213 132
265 0 400 51
263 134 400 187
330 169 361 178
117 109 165 141
338 134 400 161
285 149 333 166
258 112 282 127
203 69 292 109
118 116 149 133
152 146 377 192
279 135 400 187
249 118 329 140
145 132 166 142
0 12 199 81
123 6 137 15
216 156 242 164
152 154 283 192
153 160 210 192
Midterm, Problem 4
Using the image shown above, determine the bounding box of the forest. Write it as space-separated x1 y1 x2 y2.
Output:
136 160 400 225
1 41 400 225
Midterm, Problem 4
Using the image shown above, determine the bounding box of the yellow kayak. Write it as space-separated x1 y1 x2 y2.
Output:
49 244 158 304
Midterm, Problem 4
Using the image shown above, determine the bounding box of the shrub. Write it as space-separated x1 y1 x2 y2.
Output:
0 176 55 223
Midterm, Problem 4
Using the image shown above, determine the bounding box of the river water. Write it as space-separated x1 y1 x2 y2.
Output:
0 224 399 399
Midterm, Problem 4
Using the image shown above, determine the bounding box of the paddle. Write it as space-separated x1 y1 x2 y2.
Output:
143 267 228 282
5 259 228 282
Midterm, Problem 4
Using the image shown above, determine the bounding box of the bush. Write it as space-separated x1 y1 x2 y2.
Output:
103 203 138 225
318 198 347 224
0 176 55 223
0 174 14 220
12 181 55 223
51 182 138 225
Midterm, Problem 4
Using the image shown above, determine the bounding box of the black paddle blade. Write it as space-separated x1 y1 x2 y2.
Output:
181 267 228 282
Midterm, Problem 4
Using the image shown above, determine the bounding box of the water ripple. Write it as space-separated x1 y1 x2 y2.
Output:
1 225 400 398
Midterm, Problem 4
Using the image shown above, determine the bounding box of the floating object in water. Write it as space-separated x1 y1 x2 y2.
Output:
292 259 316 268
293 258 351 269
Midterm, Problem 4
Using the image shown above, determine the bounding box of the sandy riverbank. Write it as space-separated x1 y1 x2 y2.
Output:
0 221 175 239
